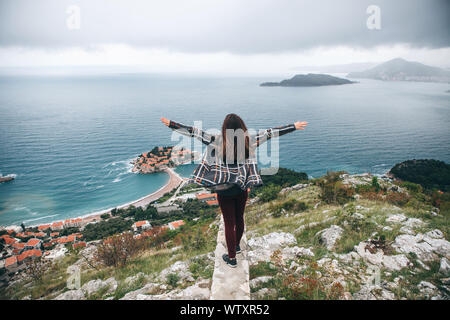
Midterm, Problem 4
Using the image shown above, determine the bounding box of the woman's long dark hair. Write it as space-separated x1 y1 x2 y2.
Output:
221 113 250 163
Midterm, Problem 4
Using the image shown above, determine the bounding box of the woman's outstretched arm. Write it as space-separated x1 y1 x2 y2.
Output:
254 121 307 147
161 117 215 145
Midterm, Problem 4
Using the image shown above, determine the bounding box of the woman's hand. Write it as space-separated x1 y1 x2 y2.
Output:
294 121 308 130
160 117 170 127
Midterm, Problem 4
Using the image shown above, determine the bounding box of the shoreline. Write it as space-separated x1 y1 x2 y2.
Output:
3 167 184 229
79 167 184 225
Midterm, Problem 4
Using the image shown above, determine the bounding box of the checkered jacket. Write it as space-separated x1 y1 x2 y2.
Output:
168 120 296 190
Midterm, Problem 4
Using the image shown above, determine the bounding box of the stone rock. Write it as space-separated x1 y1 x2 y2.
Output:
251 288 277 300
316 225 344 250
250 276 274 289
248 232 297 251
158 260 194 283
247 232 297 265
402 218 425 228
425 229 444 239
44 245 68 260
124 272 146 286
392 234 437 262
418 281 438 298
353 284 395 300
54 289 86 300
82 277 117 296
280 183 308 194
393 232 450 262
352 212 365 220
399 226 415 235
120 282 162 300
135 278 210 300
354 242 410 271
386 214 407 223
280 246 314 261
439 257 450 275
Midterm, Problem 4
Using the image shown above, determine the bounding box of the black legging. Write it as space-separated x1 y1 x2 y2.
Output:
217 190 248 259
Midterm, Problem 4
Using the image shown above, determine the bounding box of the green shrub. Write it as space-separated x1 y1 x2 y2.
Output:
167 273 180 287
400 181 423 193
100 213 110 220
317 171 354 205
270 199 308 217
258 184 282 202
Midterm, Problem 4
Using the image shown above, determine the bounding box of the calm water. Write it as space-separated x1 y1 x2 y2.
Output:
0 74 449 226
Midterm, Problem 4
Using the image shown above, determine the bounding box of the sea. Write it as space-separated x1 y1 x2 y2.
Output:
0 73 449 227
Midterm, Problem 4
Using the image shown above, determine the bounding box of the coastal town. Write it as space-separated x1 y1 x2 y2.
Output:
0 145 213 280
0 186 219 282
132 146 199 174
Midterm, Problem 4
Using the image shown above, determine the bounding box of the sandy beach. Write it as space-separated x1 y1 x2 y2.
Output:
79 167 184 224
1 167 186 229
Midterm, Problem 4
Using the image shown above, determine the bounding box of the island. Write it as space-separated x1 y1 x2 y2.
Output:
260 73 356 87
347 58 450 83
132 146 199 174
0 175 14 183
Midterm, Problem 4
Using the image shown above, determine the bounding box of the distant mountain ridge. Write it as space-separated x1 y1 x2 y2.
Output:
347 58 450 83
260 73 355 87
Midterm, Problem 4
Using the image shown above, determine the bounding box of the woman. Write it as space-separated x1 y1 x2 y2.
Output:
161 114 307 268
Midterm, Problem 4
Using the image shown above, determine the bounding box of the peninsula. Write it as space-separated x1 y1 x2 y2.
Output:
260 73 355 87
132 146 198 174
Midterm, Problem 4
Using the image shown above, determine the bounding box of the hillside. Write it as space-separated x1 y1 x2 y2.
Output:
1 167 449 300
260 74 355 87
347 58 450 83
389 159 450 192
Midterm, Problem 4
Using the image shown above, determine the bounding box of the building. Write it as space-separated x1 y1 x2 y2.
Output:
168 220 185 230
1 235 18 245
25 238 42 250
132 220 152 232
155 204 179 214
51 221 64 231
17 249 42 264
196 193 218 202
11 242 25 253
206 199 219 206
38 224 51 231
5 256 18 270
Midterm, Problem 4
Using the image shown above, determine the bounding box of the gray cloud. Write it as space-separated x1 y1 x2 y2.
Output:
0 0 449 53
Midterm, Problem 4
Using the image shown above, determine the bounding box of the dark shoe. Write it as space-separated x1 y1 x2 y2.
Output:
222 254 237 268
236 244 242 254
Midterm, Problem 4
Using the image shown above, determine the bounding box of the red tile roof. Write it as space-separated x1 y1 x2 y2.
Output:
3 237 17 245
168 220 185 229
206 199 219 206
51 221 63 227
38 224 50 231
26 238 41 247
12 243 25 249
5 256 17 267
134 221 149 227
196 193 217 200
17 249 42 262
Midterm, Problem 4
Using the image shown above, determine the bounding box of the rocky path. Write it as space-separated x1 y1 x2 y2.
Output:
211 215 250 300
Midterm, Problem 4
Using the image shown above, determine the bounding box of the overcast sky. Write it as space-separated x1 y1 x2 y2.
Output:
0 0 449 75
